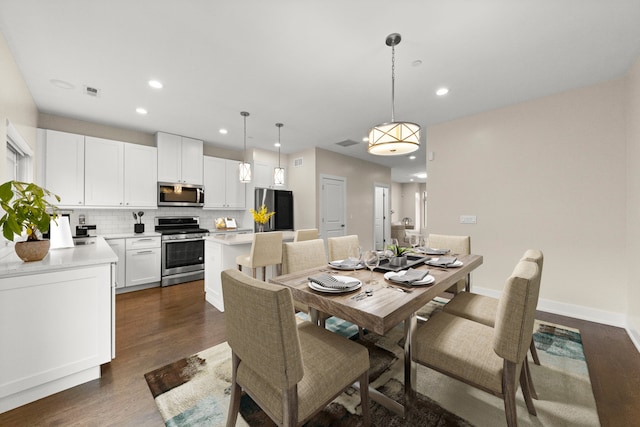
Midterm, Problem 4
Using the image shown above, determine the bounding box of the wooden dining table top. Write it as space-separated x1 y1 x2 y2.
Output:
270 253 484 335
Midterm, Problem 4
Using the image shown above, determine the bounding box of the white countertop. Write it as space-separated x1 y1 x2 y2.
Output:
205 230 296 246
0 236 118 278
101 232 161 239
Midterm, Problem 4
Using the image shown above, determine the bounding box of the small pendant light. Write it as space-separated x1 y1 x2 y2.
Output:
273 123 285 186
238 111 251 183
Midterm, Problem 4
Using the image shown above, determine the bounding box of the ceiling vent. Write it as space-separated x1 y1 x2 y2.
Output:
293 157 303 167
336 139 360 148
84 85 100 97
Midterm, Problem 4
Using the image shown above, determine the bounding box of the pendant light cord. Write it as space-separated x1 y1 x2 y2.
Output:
391 43 395 123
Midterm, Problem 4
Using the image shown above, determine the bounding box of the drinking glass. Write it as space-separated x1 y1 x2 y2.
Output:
410 234 420 250
363 250 380 285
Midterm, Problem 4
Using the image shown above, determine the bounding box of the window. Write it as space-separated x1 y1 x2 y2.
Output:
5 120 33 182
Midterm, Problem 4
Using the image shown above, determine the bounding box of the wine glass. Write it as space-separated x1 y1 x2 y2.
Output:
363 250 380 285
410 234 420 251
353 246 363 273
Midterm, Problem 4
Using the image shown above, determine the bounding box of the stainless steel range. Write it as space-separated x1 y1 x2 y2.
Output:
155 216 209 287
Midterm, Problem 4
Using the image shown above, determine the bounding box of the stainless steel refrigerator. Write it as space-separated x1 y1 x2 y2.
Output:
254 188 294 232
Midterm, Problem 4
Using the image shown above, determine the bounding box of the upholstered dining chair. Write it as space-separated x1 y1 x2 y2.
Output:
327 235 360 262
443 249 544 397
236 231 283 281
293 228 319 242
412 259 541 427
425 234 471 293
222 268 371 427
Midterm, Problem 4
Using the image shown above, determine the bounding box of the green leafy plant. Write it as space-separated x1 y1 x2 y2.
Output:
0 181 60 242
387 244 411 257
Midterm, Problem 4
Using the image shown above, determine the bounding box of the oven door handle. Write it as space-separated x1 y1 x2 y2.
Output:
163 237 205 243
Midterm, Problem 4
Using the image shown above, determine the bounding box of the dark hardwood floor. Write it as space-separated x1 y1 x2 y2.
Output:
0 280 638 426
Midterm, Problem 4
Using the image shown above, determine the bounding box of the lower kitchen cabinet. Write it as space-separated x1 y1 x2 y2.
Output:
106 236 161 290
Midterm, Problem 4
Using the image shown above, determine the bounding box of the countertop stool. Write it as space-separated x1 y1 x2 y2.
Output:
236 231 283 281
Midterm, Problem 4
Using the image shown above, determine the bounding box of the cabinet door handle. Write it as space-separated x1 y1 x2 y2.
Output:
134 250 154 255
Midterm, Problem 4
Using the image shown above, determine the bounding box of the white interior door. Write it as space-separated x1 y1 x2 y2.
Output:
320 175 346 240
374 185 390 250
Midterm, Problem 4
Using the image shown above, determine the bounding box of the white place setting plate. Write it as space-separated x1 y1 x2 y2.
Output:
308 275 362 293
328 259 366 270
383 271 435 286
426 258 464 268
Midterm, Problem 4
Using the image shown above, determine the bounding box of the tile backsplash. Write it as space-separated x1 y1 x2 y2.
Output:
61 207 252 235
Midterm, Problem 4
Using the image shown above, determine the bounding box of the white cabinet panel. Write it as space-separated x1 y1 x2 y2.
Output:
124 144 157 208
125 236 161 287
156 132 203 185
84 136 124 206
204 156 246 209
44 130 85 207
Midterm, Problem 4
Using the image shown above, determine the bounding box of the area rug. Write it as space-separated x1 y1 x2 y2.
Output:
145 316 599 427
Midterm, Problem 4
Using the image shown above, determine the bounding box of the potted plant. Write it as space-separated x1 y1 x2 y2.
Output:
387 243 411 267
0 180 60 262
250 204 275 232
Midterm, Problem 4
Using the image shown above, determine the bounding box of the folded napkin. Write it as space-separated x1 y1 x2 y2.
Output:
422 247 450 255
308 274 359 289
329 257 363 268
429 256 458 267
390 268 429 284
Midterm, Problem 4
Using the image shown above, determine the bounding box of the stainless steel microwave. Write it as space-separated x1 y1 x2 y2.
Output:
158 182 205 207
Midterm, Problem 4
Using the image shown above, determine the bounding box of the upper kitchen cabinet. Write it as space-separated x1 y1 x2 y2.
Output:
253 160 286 189
124 144 158 207
203 156 245 209
156 132 203 185
85 136 124 206
43 130 85 207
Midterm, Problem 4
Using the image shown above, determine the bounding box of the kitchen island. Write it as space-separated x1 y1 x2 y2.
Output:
204 231 295 311
0 237 117 414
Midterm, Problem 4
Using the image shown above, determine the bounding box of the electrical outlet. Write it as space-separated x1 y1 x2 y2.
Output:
460 215 477 224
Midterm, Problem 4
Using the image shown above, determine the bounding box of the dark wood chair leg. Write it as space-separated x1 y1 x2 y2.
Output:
520 359 537 415
523 356 538 399
226 353 242 427
502 360 519 427
359 371 371 426
530 338 541 365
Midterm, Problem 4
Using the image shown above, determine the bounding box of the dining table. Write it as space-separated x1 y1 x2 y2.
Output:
269 252 484 417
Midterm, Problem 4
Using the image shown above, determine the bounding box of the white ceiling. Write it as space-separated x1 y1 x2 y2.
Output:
2 1 640 183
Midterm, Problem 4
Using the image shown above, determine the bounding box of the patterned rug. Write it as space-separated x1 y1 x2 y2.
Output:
144 303 599 427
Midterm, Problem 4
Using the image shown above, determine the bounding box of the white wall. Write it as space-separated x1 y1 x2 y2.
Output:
626 57 640 348
428 78 628 325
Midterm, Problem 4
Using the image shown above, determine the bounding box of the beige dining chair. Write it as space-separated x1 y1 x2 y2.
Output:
443 249 544 397
412 259 541 427
425 234 471 293
282 239 331 326
293 228 319 242
222 268 371 427
236 231 283 281
327 235 360 262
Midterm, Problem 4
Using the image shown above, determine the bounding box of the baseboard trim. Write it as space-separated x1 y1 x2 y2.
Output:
471 286 627 327
625 324 640 353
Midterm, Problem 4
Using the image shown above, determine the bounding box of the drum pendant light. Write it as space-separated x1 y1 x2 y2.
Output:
273 123 285 186
238 111 251 183
368 33 420 156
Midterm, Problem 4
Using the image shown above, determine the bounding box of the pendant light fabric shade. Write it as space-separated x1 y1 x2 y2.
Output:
273 123 285 186
239 111 251 183
368 33 420 156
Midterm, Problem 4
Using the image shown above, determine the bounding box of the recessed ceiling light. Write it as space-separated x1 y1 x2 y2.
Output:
409 155 416 160
50 79 75 89
362 137 369 142
136 107 148 115
274 142 281 147
436 87 450 96
219 129 228 134
414 172 427 179
148 80 163 89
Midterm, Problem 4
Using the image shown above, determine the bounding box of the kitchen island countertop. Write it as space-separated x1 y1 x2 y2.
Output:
205 230 295 246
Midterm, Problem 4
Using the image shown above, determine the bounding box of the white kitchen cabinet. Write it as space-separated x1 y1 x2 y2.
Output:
253 160 286 189
106 238 126 288
203 156 246 209
85 136 124 206
124 144 158 207
156 132 203 185
44 129 85 207
125 236 161 287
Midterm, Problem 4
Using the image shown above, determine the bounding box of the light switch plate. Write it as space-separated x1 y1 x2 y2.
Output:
460 215 477 224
